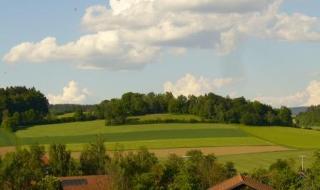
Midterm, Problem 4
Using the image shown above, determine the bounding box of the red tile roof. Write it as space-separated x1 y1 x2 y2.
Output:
59 175 111 190
208 174 273 190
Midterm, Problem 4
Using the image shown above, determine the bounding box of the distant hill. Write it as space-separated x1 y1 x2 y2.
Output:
290 107 308 116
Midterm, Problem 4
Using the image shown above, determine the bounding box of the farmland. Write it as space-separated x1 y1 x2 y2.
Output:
219 149 316 172
14 122 269 148
243 127 320 149
1 114 320 172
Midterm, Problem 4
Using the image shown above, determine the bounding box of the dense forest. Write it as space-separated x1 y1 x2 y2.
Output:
0 87 49 131
100 92 293 126
1 140 320 190
296 105 320 127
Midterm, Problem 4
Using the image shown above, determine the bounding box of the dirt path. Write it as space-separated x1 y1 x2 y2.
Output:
0 146 16 155
70 145 290 158
0 145 290 158
147 146 291 157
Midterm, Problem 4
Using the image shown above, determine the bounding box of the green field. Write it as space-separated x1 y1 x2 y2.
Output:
129 114 202 122
2 114 320 172
13 122 268 148
219 149 316 172
56 112 75 118
243 127 320 149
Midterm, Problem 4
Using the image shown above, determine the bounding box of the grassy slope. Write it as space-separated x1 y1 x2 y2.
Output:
13 122 270 148
3 114 320 172
242 127 320 149
57 112 75 118
16 121 241 138
0 129 16 146
129 114 202 121
219 150 315 172
64 137 270 151
18 128 247 144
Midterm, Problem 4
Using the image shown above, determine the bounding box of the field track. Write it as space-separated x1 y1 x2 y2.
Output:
0 145 290 158
148 145 291 157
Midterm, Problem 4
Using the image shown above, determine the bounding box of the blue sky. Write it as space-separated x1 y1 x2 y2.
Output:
1 0 320 107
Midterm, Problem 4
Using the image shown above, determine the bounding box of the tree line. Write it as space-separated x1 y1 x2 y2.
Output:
100 92 293 126
49 104 97 115
0 87 100 131
0 87 49 131
0 87 294 130
1 139 320 190
296 105 320 127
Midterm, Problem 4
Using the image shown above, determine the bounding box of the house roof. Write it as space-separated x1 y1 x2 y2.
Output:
208 174 273 190
58 175 111 190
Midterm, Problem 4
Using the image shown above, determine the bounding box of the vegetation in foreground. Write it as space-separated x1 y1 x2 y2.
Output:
1 139 320 190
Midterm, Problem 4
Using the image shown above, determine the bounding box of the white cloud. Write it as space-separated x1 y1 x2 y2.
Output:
47 81 90 104
3 0 320 69
306 80 320 106
255 80 320 107
3 32 159 70
164 73 233 97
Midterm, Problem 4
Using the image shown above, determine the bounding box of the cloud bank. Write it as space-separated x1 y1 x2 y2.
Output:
3 0 320 69
48 81 90 104
163 73 233 97
255 80 320 107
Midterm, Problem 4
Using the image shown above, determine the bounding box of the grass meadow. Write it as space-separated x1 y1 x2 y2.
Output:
1 114 320 172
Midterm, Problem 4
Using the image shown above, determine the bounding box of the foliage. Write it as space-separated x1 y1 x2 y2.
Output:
1 142 320 189
80 136 110 175
100 92 292 126
0 145 45 190
108 147 159 190
0 87 49 131
296 105 320 127
48 144 78 176
49 104 97 115
36 176 61 190
302 151 320 190
252 159 302 190
105 99 127 125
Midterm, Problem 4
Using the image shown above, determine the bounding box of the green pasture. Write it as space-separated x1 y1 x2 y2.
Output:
10 122 267 148
0 129 17 146
16 121 240 138
242 127 320 149
2 114 320 172
5 118 320 151
56 112 75 118
219 149 316 172
129 114 202 122
32 137 268 152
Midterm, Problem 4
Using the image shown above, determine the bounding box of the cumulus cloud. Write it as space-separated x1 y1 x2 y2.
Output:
3 0 320 69
255 80 320 107
47 81 90 104
3 32 159 70
163 73 233 97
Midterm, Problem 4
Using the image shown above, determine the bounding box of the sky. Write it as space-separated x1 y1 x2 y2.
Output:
1 0 320 107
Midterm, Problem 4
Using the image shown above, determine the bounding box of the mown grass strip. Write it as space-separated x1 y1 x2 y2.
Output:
18 128 248 145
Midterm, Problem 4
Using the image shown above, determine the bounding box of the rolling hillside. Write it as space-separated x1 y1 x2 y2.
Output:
1 114 320 172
